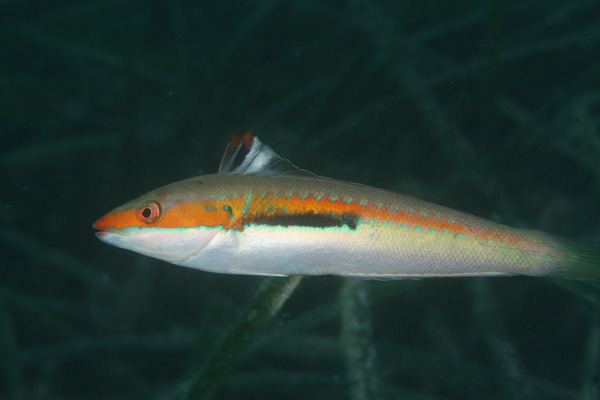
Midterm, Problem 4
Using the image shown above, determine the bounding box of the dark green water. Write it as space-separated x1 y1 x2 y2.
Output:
1 1 600 399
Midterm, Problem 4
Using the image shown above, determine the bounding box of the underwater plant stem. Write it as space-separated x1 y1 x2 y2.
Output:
340 279 381 400
186 276 302 400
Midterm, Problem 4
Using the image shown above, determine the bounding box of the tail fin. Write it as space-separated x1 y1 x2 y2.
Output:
554 239 600 278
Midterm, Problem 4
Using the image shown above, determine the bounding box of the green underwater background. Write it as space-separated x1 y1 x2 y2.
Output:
2 1 600 399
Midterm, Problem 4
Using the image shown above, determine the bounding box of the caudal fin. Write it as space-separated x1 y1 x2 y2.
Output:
554 239 600 278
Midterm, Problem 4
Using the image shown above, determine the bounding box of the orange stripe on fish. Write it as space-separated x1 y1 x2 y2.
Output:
238 192 529 248
94 199 245 230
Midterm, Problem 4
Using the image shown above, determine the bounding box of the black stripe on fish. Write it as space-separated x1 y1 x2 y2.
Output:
244 211 359 230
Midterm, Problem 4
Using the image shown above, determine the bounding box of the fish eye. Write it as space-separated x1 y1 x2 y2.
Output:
136 200 162 225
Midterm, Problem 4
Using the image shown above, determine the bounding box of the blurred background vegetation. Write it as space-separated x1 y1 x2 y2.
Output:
1 0 600 399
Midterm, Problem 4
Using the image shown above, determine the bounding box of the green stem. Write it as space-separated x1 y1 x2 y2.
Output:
340 279 381 400
186 276 302 400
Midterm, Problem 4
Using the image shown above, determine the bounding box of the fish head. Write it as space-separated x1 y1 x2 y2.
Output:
93 177 232 263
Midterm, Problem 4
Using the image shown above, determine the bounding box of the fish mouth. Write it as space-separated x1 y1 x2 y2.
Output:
93 225 123 247
93 217 106 230
95 230 116 238
93 218 120 237
94 228 121 240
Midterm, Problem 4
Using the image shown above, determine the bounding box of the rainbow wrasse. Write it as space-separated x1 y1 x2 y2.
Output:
94 133 600 279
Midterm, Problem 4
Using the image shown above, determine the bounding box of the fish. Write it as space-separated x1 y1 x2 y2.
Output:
93 132 600 279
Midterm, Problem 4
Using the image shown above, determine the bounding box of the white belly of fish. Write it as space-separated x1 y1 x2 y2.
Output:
175 224 520 278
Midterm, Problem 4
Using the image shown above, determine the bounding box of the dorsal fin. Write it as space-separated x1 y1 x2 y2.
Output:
218 132 315 176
